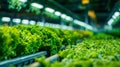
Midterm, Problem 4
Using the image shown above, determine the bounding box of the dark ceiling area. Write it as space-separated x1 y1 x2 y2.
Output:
54 0 118 27
0 0 119 29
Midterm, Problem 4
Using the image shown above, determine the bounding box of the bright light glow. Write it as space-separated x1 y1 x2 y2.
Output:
61 14 66 18
82 0 89 4
31 3 43 9
74 20 93 30
55 11 61 16
112 12 120 19
45 7 55 13
22 19 29 24
66 16 73 21
108 19 114 25
50 23 56 28
19 0 27 3
114 12 120 17
29 20 36 25
37 21 44 26
62 25 68 29
45 23 50 26
112 15 116 19
12 18 21 23
55 24 60 28
1 17 10 22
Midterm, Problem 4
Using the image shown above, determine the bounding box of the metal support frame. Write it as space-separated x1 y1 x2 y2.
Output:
0 51 47 67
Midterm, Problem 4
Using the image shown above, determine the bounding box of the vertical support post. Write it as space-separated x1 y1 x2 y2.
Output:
85 11 88 24
10 16 13 26
41 9 45 26
41 15 45 26
60 17 64 29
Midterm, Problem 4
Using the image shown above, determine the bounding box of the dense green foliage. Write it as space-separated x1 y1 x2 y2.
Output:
107 29 120 37
86 33 117 40
0 25 92 61
36 33 120 67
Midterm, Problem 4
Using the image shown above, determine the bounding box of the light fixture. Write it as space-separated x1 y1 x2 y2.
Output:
55 24 60 28
19 0 27 3
112 11 120 19
108 18 114 25
55 11 61 16
12 18 21 23
61 14 66 18
66 16 73 21
29 20 36 25
82 0 90 4
45 7 55 13
88 10 96 20
22 19 29 24
50 23 55 27
37 21 44 26
114 11 120 17
63 25 68 29
112 15 116 19
31 3 43 9
37 21 42 25
45 23 50 26
74 20 85 27
74 20 93 30
1 17 10 22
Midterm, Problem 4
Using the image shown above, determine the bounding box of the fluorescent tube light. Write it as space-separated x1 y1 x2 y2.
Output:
45 7 55 13
31 3 43 9
12 18 21 23
74 20 93 30
22 19 29 24
55 11 61 16
19 0 27 3
108 19 114 25
29 20 36 25
66 16 73 21
1 17 10 22
61 14 66 18
114 12 120 17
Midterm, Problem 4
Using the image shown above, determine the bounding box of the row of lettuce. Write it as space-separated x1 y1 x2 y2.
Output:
36 33 120 67
0 25 93 61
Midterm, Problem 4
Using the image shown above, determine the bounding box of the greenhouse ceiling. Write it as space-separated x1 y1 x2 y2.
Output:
54 0 119 28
